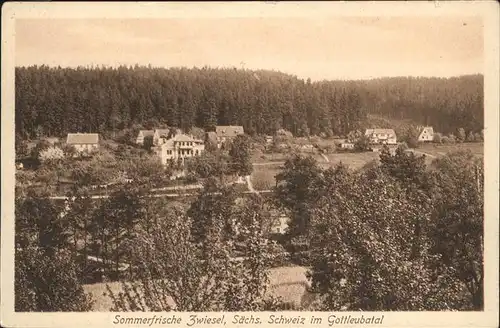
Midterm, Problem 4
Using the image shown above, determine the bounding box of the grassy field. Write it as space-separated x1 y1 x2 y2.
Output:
252 165 282 190
321 152 380 170
83 265 311 311
417 142 484 158
251 151 289 163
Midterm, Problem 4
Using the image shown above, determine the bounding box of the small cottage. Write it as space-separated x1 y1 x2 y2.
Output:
66 133 99 155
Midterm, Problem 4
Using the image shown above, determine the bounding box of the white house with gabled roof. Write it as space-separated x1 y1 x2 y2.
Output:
66 133 99 155
417 126 434 142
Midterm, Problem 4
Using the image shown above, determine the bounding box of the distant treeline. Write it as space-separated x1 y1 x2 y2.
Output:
15 66 483 139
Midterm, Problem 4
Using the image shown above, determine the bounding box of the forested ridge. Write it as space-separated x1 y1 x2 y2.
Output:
15 65 483 139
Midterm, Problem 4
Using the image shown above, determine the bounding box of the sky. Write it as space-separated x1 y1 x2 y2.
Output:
15 16 484 81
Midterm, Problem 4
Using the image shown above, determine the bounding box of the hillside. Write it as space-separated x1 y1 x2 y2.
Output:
360 114 418 136
15 66 483 141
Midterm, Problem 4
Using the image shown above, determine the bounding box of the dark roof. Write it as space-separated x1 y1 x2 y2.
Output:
154 129 171 137
215 125 244 138
66 133 99 144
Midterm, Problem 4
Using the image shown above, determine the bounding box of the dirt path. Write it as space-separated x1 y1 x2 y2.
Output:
150 183 203 192
408 149 437 159
245 175 256 193
252 162 285 166
320 153 330 162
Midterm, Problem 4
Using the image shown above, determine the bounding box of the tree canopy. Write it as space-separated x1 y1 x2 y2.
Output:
15 66 482 141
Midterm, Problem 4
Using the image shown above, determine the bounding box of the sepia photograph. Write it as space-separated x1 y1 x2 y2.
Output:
1 1 499 327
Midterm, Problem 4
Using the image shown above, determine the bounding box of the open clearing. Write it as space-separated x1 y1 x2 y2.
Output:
252 165 282 191
417 142 483 158
249 143 483 191
321 152 380 170
84 265 311 311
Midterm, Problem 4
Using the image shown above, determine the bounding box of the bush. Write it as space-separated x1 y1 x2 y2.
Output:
441 135 456 144
16 248 94 311
39 146 65 163
398 141 409 151
433 133 443 143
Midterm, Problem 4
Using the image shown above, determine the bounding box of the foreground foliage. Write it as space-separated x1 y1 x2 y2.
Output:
14 143 484 311
107 188 287 311
275 148 483 310
15 247 94 312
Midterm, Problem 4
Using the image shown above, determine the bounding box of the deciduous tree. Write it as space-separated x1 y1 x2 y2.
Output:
228 134 253 177
429 151 484 309
15 247 94 312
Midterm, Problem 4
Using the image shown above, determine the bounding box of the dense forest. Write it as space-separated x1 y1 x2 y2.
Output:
15 65 483 140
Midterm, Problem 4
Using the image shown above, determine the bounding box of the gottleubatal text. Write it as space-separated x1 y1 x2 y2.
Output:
113 313 385 326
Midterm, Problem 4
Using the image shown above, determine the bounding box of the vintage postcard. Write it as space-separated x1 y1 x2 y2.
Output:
1 1 499 327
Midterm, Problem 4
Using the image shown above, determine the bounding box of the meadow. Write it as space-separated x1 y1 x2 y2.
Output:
252 164 282 191
417 142 484 158
83 265 311 311
250 151 380 191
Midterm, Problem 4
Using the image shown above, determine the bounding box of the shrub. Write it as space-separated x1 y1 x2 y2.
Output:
433 133 443 144
39 146 65 163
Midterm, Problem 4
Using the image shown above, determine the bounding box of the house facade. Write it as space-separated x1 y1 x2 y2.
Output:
417 126 434 142
364 129 397 145
66 133 99 155
270 212 290 235
215 125 244 148
154 133 205 166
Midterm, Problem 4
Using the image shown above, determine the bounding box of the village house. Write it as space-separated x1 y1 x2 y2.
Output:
270 213 290 235
215 125 244 148
340 142 355 150
154 133 205 166
66 133 99 155
364 128 397 145
417 126 434 142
